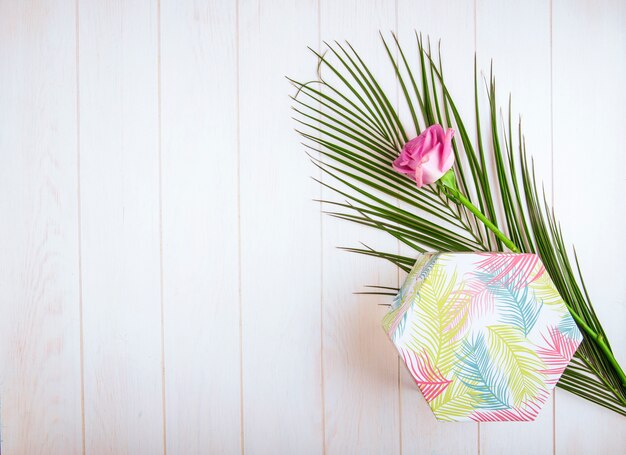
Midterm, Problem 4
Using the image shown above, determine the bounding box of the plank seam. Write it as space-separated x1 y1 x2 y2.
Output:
317 0 328 452
473 1 480 453
75 0 86 452
394 2 402 454
549 1 556 452
236 0 245 453
157 0 168 453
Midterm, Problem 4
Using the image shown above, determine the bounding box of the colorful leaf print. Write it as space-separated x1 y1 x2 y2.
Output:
408 261 467 378
557 313 581 340
454 277 495 321
470 406 538 422
429 379 475 422
537 326 582 382
451 258 542 336
528 269 567 308
455 333 511 411
384 252 583 421
485 325 546 406
496 283 542 336
476 253 544 289
400 348 451 402
470 387 551 422
383 253 437 337
470 270 543 336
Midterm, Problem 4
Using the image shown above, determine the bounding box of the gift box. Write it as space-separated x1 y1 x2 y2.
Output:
383 252 583 422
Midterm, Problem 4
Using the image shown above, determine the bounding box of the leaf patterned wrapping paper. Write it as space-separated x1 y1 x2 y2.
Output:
383 252 583 422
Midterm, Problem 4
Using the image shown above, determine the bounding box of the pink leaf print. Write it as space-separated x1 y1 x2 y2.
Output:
400 348 452 402
470 388 550 422
476 253 545 289
444 282 493 340
537 326 581 383
469 408 537 422
458 279 495 316
451 254 544 331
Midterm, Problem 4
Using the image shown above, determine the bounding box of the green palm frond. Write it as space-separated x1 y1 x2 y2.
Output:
290 33 626 416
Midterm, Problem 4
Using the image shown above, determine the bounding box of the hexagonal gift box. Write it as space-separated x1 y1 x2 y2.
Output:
383 252 583 422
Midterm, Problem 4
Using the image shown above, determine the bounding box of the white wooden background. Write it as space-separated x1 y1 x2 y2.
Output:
0 0 625 453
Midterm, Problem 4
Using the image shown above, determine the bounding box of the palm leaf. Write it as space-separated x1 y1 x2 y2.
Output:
291 33 626 417
485 325 546 406
455 332 511 411
400 347 452 402
475 252 543 289
475 270 543 336
537 326 581 381
405 262 466 377
528 269 568 307
558 313 580 339
429 378 475 421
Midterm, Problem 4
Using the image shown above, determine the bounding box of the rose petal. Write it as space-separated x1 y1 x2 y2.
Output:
392 124 456 187
414 163 424 187
439 128 455 172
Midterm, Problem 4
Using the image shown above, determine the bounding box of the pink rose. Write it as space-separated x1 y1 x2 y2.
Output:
392 125 455 187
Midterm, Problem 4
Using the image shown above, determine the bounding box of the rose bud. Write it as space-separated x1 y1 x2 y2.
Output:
392 124 455 187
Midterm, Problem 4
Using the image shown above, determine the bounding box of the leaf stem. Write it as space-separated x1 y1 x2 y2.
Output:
569 312 626 392
439 182 520 253
577 352 626 406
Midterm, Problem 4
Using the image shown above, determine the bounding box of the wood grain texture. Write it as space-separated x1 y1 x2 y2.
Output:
319 1 401 453
238 0 323 453
552 1 626 453
476 0 554 452
397 1 479 452
1 1 626 454
160 0 241 453
78 0 164 452
0 1 83 453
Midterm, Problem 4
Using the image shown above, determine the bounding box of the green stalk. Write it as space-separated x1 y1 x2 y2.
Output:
437 171 519 253
454 190 519 253
570 313 626 393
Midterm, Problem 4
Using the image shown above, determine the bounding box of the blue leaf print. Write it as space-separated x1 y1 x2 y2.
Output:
455 333 510 410
473 270 543 336
558 313 581 340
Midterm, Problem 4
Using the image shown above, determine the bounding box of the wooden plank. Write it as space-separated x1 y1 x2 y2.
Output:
396 1 478 453
4 2 626 452
238 0 323 453
476 0 554 452
160 0 241 453
552 1 626 452
319 2 400 453
78 0 164 452
0 1 83 453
